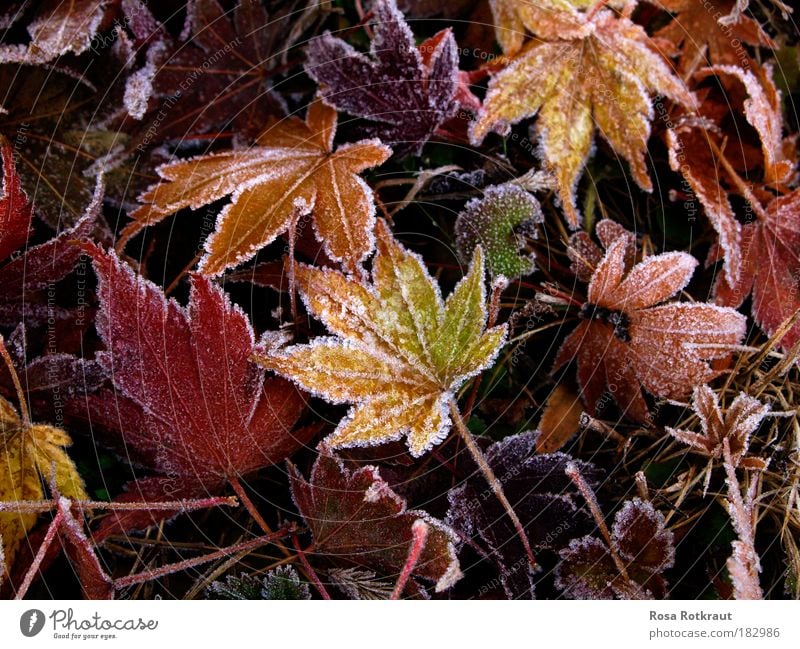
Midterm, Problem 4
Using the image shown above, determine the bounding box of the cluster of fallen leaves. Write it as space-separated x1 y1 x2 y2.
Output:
0 0 798 601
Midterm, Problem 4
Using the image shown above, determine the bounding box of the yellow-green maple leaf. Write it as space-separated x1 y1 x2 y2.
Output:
255 220 507 457
1 396 86 568
472 8 695 227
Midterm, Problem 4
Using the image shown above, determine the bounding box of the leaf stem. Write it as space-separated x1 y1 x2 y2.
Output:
565 462 633 587
0 334 30 426
449 399 537 570
390 520 428 600
15 509 64 599
291 533 331 600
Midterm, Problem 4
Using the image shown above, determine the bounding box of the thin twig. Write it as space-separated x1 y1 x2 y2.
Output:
291 534 330 600
449 399 537 569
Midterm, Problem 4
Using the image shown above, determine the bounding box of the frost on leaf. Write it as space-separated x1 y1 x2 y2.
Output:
455 183 543 279
555 226 746 422
0 142 102 326
76 246 312 533
0 0 107 64
472 8 695 227
667 385 769 468
128 101 391 276
714 189 800 357
305 0 460 157
652 0 773 73
0 396 87 571
256 220 507 457
288 447 462 594
556 498 675 599
489 0 602 53
125 0 301 145
207 566 311 600
667 64 797 286
446 431 599 598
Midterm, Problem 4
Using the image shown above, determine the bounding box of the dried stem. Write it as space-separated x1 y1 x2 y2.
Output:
114 527 294 589
565 462 634 587
15 509 64 600
0 334 30 426
391 520 428 600
449 399 537 569
291 533 331 600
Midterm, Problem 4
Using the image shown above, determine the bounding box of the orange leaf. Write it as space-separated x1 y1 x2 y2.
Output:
128 101 391 276
536 383 583 453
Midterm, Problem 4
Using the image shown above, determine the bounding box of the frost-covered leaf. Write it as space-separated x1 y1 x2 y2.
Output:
0 0 108 64
75 245 312 531
556 498 675 599
489 0 599 53
256 220 507 457
207 566 311 600
128 101 391 276
555 230 746 422
668 385 769 468
0 396 86 571
472 8 695 227
652 0 773 73
667 64 797 286
288 447 462 593
306 0 460 157
714 189 800 356
0 142 103 326
124 0 311 146
446 431 598 598
0 65 126 225
455 183 543 279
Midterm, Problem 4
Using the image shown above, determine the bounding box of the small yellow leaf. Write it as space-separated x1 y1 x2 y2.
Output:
0 396 86 568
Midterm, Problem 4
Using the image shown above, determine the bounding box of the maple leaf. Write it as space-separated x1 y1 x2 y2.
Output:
0 140 103 326
713 189 800 355
76 245 312 511
667 385 769 469
471 8 695 227
0 371 86 571
554 228 746 422
489 0 601 53
446 431 599 598
256 220 507 457
0 63 128 225
667 64 797 286
556 497 675 599
305 0 460 157
124 0 311 146
288 447 462 593
127 101 391 276
0 0 108 64
455 183 543 279
652 0 773 73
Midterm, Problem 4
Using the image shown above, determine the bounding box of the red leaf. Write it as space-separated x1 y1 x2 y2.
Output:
556 230 746 421
289 447 462 593
0 139 32 261
715 189 800 355
79 246 312 508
